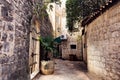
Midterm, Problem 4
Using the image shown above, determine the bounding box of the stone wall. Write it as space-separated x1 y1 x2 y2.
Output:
86 2 120 80
0 0 32 80
40 12 53 37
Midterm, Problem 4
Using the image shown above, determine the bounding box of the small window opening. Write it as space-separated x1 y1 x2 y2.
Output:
70 44 76 49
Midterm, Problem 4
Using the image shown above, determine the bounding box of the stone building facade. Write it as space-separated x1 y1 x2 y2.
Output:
0 0 32 80
83 1 120 80
61 32 83 60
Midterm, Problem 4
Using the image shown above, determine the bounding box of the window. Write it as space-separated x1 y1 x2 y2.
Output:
70 44 76 49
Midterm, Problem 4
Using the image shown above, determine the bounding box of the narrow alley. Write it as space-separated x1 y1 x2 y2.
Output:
0 0 120 80
33 59 90 80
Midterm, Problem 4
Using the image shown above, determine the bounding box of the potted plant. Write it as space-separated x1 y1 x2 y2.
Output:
39 36 57 75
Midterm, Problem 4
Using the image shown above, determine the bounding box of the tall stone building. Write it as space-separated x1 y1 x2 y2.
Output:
0 0 32 80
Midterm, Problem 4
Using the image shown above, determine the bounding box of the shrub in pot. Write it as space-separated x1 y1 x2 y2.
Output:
39 36 57 75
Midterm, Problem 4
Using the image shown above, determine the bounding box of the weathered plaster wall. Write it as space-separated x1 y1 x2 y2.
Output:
0 0 32 80
86 2 120 80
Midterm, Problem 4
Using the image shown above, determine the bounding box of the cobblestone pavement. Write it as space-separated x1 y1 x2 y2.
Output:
33 59 90 80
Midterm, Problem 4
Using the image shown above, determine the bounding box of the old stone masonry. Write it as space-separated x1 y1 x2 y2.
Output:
0 0 32 80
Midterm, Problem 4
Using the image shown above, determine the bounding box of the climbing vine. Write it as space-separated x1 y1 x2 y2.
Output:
66 0 111 32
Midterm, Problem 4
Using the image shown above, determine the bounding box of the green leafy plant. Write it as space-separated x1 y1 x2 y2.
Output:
39 36 57 60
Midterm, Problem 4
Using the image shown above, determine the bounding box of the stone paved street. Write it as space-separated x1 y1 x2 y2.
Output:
33 59 90 80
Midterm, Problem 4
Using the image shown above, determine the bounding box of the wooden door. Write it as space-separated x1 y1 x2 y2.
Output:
29 28 40 79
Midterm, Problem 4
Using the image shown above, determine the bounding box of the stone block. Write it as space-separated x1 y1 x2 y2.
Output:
1 6 13 21
15 30 23 38
3 42 9 52
1 33 7 41
8 33 14 42
7 24 14 31
0 54 9 64
2 64 10 75
8 54 16 62
10 62 17 72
